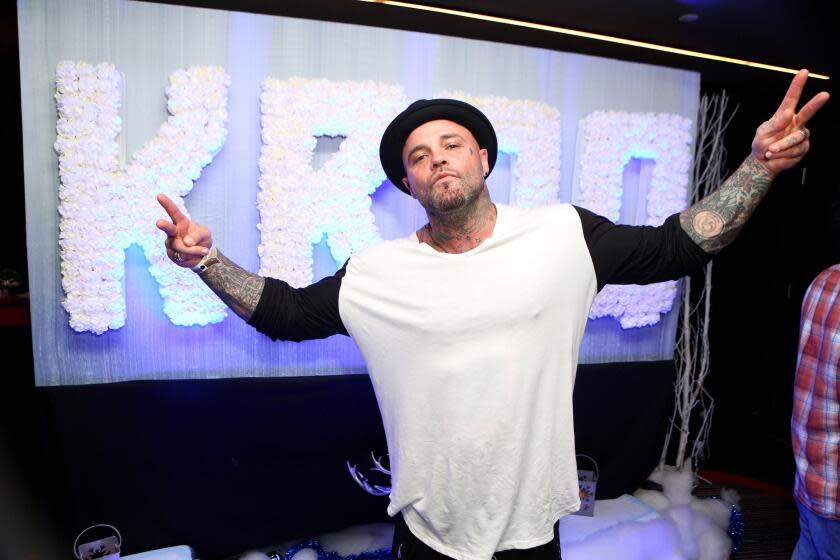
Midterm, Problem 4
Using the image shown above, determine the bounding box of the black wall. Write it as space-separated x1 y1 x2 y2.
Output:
698 68 838 486
2 2 25 282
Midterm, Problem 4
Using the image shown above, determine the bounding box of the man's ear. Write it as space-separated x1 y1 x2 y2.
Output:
479 148 489 177
402 177 416 198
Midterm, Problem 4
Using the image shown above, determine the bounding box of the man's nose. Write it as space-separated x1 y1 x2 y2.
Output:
431 151 447 167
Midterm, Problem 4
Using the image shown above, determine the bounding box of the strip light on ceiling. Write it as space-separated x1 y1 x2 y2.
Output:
358 0 830 80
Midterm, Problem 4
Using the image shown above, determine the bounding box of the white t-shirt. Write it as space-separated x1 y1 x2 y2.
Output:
250 202 708 560
340 204 594 559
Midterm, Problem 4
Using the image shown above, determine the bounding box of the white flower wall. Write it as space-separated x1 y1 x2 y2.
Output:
56 68 692 333
54 62 230 333
258 78 407 286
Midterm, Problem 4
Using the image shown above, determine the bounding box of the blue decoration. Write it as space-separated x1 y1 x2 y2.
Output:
265 538 391 560
728 504 744 555
708 496 743 555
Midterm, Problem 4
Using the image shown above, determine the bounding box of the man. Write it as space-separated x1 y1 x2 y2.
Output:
791 264 840 560
157 70 827 560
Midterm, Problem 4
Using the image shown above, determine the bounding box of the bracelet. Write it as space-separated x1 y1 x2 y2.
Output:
191 246 220 274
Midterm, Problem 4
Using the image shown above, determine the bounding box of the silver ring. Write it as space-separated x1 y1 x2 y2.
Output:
801 128 809 140
173 251 184 262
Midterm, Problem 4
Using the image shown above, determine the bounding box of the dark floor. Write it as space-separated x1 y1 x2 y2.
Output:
697 476 799 559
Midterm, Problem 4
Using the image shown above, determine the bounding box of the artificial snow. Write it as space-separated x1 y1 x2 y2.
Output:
241 468 737 560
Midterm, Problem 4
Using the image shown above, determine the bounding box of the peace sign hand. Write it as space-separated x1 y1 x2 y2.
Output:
752 69 830 176
156 193 212 268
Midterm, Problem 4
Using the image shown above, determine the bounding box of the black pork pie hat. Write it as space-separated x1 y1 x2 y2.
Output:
379 98 498 194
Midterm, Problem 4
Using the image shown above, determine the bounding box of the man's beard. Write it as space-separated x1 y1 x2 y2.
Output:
427 174 483 215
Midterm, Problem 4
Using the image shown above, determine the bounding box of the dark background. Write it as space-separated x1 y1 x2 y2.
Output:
2 0 837 554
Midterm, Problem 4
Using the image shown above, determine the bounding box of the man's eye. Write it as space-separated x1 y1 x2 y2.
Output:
447 143 459 149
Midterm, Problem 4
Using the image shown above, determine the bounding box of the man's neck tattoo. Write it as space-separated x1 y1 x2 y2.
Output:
421 202 497 253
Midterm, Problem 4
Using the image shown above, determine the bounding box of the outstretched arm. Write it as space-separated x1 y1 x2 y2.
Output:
680 69 830 254
156 193 265 321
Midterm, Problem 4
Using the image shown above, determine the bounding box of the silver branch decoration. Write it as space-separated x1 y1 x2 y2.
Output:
659 91 736 472
347 452 392 496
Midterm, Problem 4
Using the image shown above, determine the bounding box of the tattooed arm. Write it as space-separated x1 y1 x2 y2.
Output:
680 69 829 254
679 155 773 254
155 194 346 338
199 249 265 321
155 193 264 321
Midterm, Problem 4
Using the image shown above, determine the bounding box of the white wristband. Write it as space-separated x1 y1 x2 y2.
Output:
191 246 220 274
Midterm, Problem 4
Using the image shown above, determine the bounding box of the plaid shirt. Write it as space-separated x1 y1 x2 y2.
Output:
792 264 840 518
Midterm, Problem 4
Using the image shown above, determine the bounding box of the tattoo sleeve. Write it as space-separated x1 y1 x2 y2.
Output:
679 155 774 254
200 249 265 322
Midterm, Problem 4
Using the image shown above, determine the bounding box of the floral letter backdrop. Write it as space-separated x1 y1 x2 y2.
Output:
55 69 692 333
577 111 694 328
54 62 230 333
258 78 407 285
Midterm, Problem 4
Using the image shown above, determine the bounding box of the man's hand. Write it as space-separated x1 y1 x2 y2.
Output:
156 193 264 320
156 193 212 268
752 69 830 176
